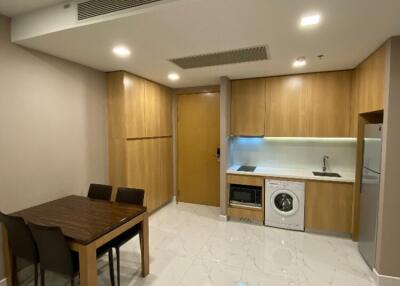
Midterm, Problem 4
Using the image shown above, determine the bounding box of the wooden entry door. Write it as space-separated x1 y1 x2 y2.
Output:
177 92 220 206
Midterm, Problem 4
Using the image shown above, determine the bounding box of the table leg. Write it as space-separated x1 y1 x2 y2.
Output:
78 243 97 286
2 225 12 286
139 213 149 277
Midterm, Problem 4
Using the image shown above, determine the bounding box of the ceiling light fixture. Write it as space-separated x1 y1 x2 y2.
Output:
300 14 321 27
168 73 180 81
112 46 131 58
293 57 307 68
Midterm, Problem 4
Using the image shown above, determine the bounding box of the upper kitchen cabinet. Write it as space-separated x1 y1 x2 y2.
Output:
267 75 310 137
309 71 352 137
350 44 387 136
357 45 387 114
231 78 266 136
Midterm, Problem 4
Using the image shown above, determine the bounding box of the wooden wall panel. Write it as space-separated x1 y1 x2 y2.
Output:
231 78 265 136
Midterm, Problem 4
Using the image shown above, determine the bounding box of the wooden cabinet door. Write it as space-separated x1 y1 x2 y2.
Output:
124 73 146 138
159 137 173 206
126 139 146 199
144 81 172 137
143 138 161 212
305 181 353 233
231 78 265 136
358 45 386 113
159 86 172 137
144 81 161 137
309 71 352 137
268 75 310 137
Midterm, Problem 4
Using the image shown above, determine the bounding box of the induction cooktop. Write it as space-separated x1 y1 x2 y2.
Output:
237 165 256 172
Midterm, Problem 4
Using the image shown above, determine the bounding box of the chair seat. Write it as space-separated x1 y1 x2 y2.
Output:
104 225 140 250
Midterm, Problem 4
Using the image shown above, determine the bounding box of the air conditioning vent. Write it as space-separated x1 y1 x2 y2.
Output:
77 0 163 20
169 45 269 69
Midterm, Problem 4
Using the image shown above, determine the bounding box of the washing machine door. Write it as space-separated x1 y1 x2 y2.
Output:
271 189 299 216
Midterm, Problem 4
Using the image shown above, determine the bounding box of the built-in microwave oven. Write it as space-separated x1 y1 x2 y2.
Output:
229 184 262 208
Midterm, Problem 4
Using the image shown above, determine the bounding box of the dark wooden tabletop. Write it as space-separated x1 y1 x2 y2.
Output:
13 195 146 245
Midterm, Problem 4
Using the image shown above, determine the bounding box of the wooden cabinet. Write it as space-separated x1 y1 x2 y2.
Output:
231 71 354 138
231 78 266 136
357 45 386 114
226 174 264 222
107 71 173 212
350 45 387 136
309 71 352 137
305 181 353 233
267 75 310 137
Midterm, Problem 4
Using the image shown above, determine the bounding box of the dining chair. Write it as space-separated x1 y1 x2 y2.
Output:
0 212 39 286
87 183 113 201
28 223 116 286
109 187 145 286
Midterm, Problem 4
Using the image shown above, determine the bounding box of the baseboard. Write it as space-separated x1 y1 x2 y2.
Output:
373 268 400 286
0 278 7 286
218 214 228 221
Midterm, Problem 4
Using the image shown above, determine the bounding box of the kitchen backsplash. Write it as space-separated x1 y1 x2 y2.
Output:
230 137 357 172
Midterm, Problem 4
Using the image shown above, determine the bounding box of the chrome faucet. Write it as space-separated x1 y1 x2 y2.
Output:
322 155 329 172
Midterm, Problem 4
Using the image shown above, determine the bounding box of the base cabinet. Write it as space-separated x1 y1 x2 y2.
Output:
305 181 354 233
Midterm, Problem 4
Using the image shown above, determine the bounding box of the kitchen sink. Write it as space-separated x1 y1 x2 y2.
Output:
313 171 341 178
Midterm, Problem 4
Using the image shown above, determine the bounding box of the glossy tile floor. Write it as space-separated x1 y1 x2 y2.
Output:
23 202 377 285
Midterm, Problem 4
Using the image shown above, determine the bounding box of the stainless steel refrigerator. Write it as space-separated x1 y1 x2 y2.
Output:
358 123 382 269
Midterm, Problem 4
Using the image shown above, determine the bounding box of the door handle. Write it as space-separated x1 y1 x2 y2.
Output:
214 148 220 160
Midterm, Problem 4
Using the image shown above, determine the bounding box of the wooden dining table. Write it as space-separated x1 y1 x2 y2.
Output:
2 195 149 286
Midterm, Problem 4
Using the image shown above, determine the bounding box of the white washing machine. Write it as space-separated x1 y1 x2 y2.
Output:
265 179 305 231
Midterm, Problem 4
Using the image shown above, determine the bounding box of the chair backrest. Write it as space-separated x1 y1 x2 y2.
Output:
87 183 113 201
116 187 145 206
0 212 38 262
28 223 74 277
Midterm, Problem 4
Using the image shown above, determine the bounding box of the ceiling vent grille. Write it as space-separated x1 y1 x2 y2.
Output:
169 45 269 69
77 0 163 20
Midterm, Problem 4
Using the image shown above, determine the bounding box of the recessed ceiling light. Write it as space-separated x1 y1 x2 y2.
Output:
112 46 131 58
168 73 180 81
300 14 321 27
293 57 307 68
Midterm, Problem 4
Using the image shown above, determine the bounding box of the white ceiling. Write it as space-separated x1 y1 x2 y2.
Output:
0 0 66 17
8 0 400 88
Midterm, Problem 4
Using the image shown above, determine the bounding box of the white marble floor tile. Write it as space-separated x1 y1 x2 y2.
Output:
20 202 377 286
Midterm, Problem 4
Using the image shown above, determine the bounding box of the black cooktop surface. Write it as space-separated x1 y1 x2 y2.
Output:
237 165 256 172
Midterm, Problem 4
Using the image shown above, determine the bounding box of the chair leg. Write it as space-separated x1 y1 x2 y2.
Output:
11 255 18 286
34 263 39 286
108 249 115 286
116 247 120 286
40 268 45 286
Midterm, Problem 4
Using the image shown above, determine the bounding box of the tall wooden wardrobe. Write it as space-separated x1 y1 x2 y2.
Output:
107 71 173 212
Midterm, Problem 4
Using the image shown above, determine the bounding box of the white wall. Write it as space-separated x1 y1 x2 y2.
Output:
230 137 357 173
0 14 108 279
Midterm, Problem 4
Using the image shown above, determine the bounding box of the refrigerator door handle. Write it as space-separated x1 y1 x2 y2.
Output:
363 167 381 175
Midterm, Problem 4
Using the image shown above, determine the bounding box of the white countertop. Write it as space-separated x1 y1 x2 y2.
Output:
227 165 355 183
